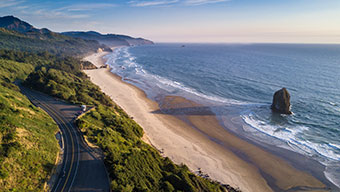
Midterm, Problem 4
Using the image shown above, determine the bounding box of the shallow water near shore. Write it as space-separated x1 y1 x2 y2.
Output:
105 43 340 189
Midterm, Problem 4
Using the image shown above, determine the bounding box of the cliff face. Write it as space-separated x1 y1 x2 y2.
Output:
62 31 154 47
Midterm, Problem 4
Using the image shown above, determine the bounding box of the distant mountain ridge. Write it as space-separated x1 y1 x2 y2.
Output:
0 15 154 50
62 31 154 47
0 15 52 35
0 15 35 33
0 15 111 56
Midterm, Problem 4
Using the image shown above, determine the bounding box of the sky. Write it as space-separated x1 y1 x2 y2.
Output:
0 0 340 43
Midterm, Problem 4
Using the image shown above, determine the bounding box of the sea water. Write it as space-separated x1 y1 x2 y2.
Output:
105 43 340 188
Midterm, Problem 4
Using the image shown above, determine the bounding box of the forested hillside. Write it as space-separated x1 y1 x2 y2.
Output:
0 28 110 56
23 54 233 191
62 31 154 47
0 16 111 56
0 16 239 192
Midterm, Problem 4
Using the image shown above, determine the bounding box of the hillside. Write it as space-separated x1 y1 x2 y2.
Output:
0 16 238 192
24 59 234 192
0 15 35 33
0 16 110 56
62 31 154 47
0 55 59 191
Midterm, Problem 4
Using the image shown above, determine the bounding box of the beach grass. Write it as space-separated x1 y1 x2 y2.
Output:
0 58 59 191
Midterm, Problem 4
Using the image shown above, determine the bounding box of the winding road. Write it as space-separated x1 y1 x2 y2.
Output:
20 86 110 192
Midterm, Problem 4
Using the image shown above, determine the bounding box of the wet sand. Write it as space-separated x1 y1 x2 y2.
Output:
84 51 329 192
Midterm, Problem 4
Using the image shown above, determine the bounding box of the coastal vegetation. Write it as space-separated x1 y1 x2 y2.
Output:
25 67 114 107
76 105 228 191
62 31 154 47
0 16 239 191
17 44 238 192
0 58 59 191
23 54 234 191
0 26 110 56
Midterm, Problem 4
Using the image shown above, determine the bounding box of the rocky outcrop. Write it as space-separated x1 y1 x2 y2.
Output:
81 61 97 70
271 88 292 114
99 65 108 69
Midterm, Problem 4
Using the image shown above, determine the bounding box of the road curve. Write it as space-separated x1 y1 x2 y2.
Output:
21 86 110 192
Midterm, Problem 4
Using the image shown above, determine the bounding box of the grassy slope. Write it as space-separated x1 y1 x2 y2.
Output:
0 59 59 191
24 65 237 191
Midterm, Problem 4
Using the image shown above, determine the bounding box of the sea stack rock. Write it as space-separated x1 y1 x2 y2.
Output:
271 88 292 114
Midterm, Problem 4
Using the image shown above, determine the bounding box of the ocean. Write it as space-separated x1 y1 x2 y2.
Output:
105 43 340 189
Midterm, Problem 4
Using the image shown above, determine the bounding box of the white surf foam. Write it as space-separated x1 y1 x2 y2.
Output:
107 45 340 189
241 112 340 161
106 47 248 106
329 143 340 150
110 47 340 161
325 164 340 189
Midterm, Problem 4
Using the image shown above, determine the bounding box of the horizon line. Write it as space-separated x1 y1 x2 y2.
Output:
152 41 340 45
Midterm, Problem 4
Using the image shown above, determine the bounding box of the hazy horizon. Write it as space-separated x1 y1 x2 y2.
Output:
1 0 340 43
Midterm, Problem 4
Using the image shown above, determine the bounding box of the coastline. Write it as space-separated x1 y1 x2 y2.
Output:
83 49 328 192
83 50 111 68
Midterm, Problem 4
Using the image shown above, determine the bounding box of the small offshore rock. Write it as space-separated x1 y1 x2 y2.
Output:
271 88 292 114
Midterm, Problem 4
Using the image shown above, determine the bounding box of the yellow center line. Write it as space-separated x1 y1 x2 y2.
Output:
24 90 75 192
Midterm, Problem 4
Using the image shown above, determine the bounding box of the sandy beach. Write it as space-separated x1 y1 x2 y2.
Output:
84 50 328 192
83 51 111 68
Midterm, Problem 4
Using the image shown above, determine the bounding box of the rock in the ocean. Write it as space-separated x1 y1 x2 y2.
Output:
271 88 292 114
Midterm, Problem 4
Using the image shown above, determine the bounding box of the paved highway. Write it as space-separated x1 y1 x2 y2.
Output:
21 86 110 192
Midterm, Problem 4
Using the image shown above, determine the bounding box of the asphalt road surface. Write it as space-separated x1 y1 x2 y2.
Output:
21 86 110 192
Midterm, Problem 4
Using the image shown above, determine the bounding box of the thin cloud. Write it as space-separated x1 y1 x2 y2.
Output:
7 2 116 20
19 8 90 19
129 0 179 7
0 0 24 8
14 5 28 10
14 3 118 20
184 0 230 6
128 0 229 7
57 3 117 12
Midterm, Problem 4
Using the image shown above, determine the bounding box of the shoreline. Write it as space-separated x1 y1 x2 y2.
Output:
83 50 111 68
84 49 329 192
